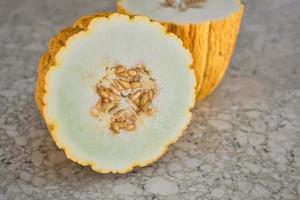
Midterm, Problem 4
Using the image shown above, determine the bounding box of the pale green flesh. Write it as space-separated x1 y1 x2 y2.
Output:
45 15 195 172
120 0 241 24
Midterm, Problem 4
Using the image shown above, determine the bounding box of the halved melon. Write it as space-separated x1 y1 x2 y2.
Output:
35 13 196 173
117 0 244 100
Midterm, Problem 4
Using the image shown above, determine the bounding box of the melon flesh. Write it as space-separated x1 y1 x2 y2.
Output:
118 0 240 24
36 14 196 173
118 0 244 100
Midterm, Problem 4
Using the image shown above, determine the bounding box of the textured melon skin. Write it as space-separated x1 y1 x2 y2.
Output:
35 13 196 173
117 1 244 100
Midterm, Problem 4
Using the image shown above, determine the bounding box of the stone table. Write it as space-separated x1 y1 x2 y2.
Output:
1 0 300 199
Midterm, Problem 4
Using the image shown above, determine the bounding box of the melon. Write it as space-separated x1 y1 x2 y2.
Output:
117 0 244 100
35 13 196 173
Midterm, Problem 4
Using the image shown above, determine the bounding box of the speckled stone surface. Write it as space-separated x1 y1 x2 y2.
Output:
1 0 300 199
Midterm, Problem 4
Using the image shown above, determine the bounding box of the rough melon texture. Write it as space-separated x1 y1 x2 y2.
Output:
117 0 244 100
35 13 196 173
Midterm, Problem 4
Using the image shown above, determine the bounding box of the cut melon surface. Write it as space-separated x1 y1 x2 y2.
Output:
35 13 196 173
118 0 244 100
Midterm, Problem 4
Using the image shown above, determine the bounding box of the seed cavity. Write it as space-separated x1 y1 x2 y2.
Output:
92 64 157 134
163 0 206 11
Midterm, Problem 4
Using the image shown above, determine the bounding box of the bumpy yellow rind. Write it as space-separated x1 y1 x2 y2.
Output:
117 1 244 100
35 13 196 173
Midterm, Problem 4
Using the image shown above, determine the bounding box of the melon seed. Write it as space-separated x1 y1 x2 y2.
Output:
130 81 142 89
111 122 120 133
131 90 141 100
118 80 131 89
91 108 99 117
126 124 136 131
114 110 125 118
100 102 109 112
148 90 155 100
103 98 109 103
139 93 149 105
108 103 118 113
118 71 129 78
97 86 108 98
118 121 128 129
113 80 124 90
115 65 126 73
128 69 137 76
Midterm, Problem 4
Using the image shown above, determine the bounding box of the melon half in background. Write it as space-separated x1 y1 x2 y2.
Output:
35 13 196 173
117 0 244 100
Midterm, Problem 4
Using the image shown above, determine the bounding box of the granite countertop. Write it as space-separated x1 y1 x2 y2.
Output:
1 0 300 199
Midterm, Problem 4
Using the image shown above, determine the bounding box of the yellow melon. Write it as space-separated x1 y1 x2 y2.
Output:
35 13 196 173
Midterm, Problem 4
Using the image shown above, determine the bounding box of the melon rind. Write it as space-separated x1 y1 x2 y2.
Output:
35 13 196 173
117 0 244 100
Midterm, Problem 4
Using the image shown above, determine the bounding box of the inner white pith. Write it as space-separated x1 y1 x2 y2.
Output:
91 64 157 134
162 0 206 11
